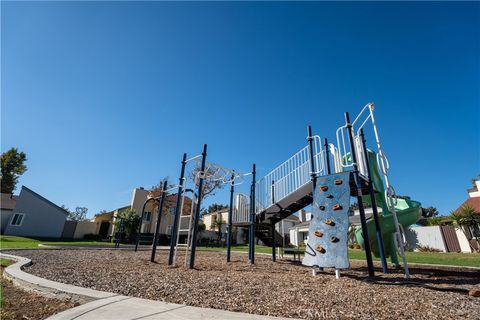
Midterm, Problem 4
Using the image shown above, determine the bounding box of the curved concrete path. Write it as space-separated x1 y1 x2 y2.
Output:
1 253 295 320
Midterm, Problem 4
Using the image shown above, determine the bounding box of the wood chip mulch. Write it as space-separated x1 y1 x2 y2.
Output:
1 267 78 320
8 249 480 320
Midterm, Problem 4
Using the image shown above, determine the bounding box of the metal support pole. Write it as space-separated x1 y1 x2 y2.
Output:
345 112 375 277
115 218 124 249
271 180 275 204
324 138 331 175
227 172 235 262
271 180 276 262
135 198 156 252
307 126 317 189
308 126 322 270
360 129 388 273
151 180 168 262
168 153 187 265
271 222 276 262
249 164 256 264
248 185 253 261
189 144 207 269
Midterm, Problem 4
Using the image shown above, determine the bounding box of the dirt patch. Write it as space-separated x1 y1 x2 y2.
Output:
1 266 78 320
9 249 480 319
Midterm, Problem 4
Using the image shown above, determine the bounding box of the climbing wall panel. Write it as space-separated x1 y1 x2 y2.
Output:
302 172 351 269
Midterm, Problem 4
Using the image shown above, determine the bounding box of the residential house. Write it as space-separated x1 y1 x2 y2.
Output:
1 193 17 234
92 187 192 242
92 206 130 239
203 207 301 246
452 177 480 252
405 178 480 253
4 186 68 238
202 208 232 243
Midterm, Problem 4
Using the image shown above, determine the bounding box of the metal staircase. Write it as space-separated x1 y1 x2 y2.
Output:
255 223 284 247
232 136 328 226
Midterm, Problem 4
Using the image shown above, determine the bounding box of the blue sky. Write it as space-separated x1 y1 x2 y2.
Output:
2 2 479 217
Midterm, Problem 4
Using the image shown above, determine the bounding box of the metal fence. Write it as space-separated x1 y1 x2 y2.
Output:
254 135 326 214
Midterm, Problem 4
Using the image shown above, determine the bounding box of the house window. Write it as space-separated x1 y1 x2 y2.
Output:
10 213 25 226
168 207 175 216
166 225 173 235
144 212 151 221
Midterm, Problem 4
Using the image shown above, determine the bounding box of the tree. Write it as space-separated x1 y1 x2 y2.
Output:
197 221 206 232
67 207 88 221
210 218 225 241
148 178 175 198
207 203 228 213
115 208 141 243
199 203 228 219
422 206 439 218
450 205 480 252
1 148 27 193
188 164 225 199
471 174 480 187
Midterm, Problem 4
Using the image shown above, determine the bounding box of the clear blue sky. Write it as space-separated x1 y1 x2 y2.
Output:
2 2 479 218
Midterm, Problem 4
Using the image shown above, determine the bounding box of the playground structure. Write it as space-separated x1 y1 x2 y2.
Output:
134 103 422 279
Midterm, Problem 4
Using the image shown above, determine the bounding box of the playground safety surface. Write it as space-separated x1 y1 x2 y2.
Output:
7 249 480 320
1 265 78 320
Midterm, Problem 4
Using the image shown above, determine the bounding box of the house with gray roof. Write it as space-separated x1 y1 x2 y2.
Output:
4 186 68 238
1 193 17 234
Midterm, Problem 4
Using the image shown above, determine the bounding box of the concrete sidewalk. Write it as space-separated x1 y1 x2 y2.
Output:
1 253 294 320
47 295 291 320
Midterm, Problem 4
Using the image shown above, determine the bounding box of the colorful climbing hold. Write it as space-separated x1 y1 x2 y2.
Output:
326 194 334 199
325 219 335 226
320 185 329 191
315 245 326 254
334 179 343 185
332 204 343 211
314 230 324 237
331 236 339 243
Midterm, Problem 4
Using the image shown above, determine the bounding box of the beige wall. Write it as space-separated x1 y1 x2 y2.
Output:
130 188 150 217
92 212 114 237
203 210 229 231
131 188 193 235
73 221 97 239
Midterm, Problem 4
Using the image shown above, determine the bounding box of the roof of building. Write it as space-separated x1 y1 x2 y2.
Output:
203 208 229 216
455 197 480 214
467 186 478 193
94 205 130 217
20 186 69 215
284 214 300 222
289 221 310 230
1 193 17 210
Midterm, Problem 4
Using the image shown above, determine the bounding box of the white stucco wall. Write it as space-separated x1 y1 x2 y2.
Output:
408 226 447 252
289 229 299 247
455 228 472 253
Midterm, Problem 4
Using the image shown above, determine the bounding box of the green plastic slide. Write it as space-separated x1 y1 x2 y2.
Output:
354 151 422 265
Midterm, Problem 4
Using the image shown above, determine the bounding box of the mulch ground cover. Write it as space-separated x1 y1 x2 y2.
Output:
7 249 480 320
1 266 78 320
